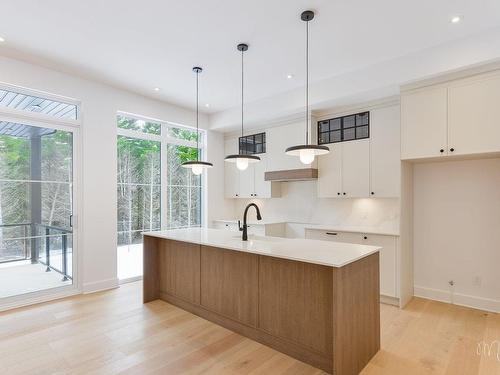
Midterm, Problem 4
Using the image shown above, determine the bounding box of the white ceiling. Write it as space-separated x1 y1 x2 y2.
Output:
2 0 500 129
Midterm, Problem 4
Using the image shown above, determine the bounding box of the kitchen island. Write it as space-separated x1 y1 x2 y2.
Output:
143 228 381 375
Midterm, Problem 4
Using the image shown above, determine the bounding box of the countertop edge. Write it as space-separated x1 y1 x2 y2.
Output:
143 230 381 268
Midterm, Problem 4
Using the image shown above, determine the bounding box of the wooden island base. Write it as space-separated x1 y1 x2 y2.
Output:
143 236 380 375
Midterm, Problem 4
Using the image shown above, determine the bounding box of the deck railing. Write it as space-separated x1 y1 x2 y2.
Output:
0 223 72 281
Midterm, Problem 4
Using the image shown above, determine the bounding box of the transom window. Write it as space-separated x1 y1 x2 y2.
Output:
239 132 266 155
318 111 369 145
0 87 78 120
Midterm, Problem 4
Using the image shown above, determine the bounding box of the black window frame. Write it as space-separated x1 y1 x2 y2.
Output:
239 132 266 155
317 111 370 145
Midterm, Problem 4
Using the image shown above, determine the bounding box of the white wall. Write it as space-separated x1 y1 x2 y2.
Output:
413 158 500 312
0 55 226 293
232 181 400 232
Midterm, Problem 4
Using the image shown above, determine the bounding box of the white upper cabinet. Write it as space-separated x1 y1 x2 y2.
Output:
317 139 370 198
342 139 370 198
267 121 316 171
448 74 500 156
401 70 500 160
401 86 448 160
224 136 280 199
224 137 240 198
238 165 255 198
370 105 401 197
317 143 342 198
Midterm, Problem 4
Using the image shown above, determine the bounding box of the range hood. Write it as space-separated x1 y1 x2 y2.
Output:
264 168 318 182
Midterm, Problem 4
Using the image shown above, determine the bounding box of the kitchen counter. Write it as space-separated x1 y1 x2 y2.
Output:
143 228 381 374
143 228 380 268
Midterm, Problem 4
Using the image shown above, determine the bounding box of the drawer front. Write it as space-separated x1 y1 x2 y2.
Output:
305 229 363 243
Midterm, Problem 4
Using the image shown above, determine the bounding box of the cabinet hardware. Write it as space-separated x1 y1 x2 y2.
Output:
450 148 455 152
440 149 444 153
337 192 340 196
363 236 368 240
343 192 346 195
326 232 338 236
371 192 374 195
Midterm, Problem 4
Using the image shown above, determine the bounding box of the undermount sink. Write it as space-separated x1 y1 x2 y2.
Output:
231 234 281 243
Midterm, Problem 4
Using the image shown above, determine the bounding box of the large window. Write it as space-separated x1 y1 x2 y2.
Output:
116 113 204 280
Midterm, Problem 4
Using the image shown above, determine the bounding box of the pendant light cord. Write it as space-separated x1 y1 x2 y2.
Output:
196 69 200 161
241 48 244 139
305 18 309 145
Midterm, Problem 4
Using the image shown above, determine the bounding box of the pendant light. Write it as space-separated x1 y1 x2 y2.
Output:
182 66 213 175
285 10 329 164
224 43 260 171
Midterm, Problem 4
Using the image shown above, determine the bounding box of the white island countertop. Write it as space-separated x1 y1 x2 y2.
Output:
143 228 380 268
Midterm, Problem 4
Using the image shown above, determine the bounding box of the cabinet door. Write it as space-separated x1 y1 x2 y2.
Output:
448 74 500 156
401 87 448 159
362 234 397 298
224 138 240 198
253 154 269 198
342 140 370 198
238 165 255 198
201 246 258 327
370 106 401 197
317 144 342 198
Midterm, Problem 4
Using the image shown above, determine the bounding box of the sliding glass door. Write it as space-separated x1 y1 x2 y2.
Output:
0 122 75 299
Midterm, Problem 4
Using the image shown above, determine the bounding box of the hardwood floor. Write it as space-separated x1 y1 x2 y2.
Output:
1 282 499 375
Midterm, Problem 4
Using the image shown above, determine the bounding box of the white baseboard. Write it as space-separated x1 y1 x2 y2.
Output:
82 278 119 294
414 285 500 313
380 294 400 306
0 288 80 312
119 275 142 285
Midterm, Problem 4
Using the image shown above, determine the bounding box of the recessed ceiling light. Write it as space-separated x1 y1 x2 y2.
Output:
154 87 160 92
451 15 462 24
0 36 5 43
287 74 294 79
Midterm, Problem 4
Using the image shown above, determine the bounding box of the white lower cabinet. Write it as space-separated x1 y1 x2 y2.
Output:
305 229 398 300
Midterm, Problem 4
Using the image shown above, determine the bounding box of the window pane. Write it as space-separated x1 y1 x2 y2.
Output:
167 144 202 229
117 115 161 135
117 136 161 185
330 118 342 131
168 126 198 142
343 127 355 141
343 115 355 128
319 132 329 144
319 121 330 132
356 125 369 139
356 112 369 126
331 130 342 143
0 88 78 120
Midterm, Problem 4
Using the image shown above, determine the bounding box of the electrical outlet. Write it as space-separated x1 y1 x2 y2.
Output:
474 276 482 287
